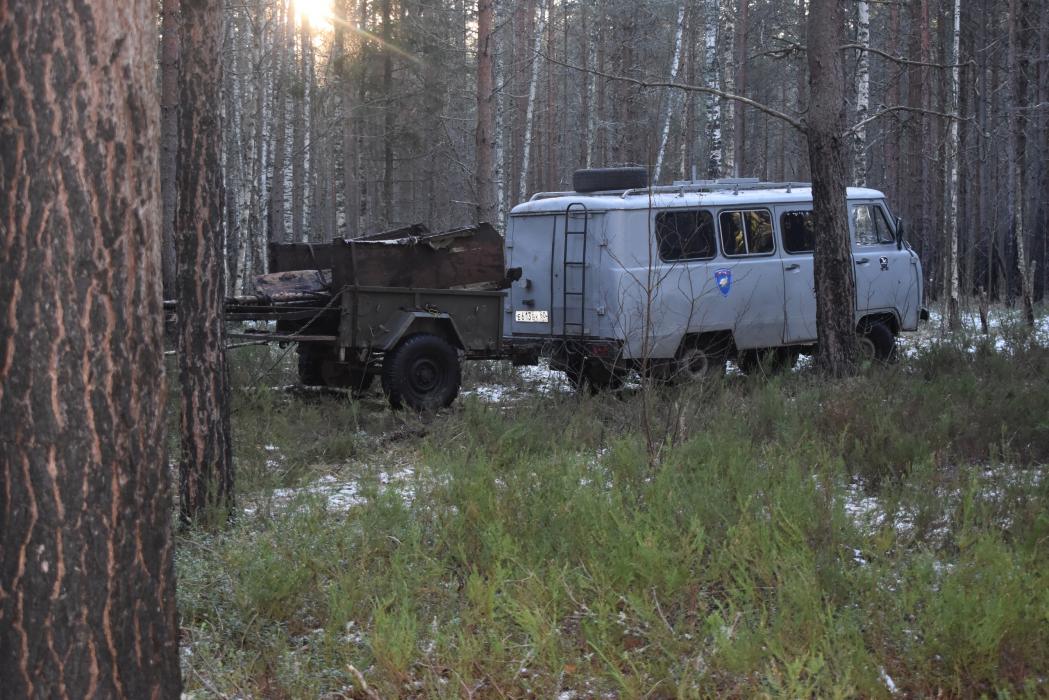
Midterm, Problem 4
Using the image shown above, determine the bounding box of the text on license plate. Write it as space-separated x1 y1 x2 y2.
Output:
515 310 549 323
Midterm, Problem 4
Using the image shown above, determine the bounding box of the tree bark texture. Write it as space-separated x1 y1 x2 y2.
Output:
806 0 858 375
0 1 180 696
176 0 235 525
160 0 182 298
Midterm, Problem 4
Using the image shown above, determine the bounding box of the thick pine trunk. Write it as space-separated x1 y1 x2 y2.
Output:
475 0 497 222
176 0 235 525
0 1 180 695
807 0 858 376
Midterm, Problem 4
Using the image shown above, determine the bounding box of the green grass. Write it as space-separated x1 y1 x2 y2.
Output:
177 333 1049 698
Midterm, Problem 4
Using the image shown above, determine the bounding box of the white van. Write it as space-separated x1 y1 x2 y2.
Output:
503 169 925 387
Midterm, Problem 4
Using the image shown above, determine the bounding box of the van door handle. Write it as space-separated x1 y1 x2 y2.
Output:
855 257 870 265
784 264 800 272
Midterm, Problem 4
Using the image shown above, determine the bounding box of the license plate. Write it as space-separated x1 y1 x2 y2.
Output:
515 310 549 323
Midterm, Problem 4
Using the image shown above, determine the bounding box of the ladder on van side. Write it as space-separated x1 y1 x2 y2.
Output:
562 203 588 337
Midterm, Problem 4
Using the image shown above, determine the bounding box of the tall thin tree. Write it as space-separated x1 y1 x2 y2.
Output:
0 0 181 694
476 0 497 222
176 0 235 524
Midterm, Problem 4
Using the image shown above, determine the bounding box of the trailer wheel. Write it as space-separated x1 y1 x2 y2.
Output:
321 359 375 395
736 348 798 377
297 344 325 386
857 321 897 364
382 333 461 411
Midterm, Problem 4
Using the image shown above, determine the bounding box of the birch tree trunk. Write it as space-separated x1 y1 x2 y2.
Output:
494 0 508 225
381 0 394 225
269 0 290 245
944 0 962 330
720 0 736 176
291 17 307 242
654 1 688 184
0 0 181 694
807 0 859 375
1009 0 1036 326
703 0 722 177
177 0 235 525
519 0 547 201
852 0 871 186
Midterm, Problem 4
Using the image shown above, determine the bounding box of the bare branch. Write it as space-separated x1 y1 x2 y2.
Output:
840 43 975 69
847 105 968 135
537 49 805 132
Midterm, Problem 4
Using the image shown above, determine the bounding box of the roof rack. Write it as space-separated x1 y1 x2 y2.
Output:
527 179 812 202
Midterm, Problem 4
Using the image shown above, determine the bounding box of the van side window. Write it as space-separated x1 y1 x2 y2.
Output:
719 209 774 256
781 211 815 254
656 210 716 261
853 204 895 246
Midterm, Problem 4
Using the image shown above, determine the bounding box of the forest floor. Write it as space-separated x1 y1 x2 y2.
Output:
175 304 1049 699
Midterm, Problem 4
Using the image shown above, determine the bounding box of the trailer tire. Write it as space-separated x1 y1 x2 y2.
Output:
321 359 375 395
572 167 648 193
857 321 897 364
382 333 461 411
736 348 797 377
297 344 325 386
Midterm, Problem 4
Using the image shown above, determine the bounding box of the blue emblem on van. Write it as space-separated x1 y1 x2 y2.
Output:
714 268 732 296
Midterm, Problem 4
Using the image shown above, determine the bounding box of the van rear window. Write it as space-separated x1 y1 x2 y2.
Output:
719 210 774 256
656 210 716 261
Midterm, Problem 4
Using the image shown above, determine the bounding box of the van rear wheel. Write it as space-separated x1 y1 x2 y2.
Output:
382 333 461 411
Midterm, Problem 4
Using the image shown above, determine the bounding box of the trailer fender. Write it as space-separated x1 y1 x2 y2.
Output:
372 310 466 352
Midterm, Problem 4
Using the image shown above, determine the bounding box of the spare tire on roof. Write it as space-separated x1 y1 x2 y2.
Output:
572 167 648 193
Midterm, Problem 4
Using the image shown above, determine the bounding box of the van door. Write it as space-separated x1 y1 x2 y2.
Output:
507 213 557 337
778 208 817 343
714 208 785 349
850 201 918 325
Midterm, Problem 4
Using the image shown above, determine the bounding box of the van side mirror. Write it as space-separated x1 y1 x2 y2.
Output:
894 216 904 250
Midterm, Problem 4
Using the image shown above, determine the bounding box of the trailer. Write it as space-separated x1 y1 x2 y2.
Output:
202 223 514 411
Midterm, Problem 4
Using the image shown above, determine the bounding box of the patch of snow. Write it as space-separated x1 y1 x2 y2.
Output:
246 464 417 516
880 667 898 694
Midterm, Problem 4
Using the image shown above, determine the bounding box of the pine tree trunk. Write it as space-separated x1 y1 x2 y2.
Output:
807 0 858 376
177 0 235 525
160 0 181 298
475 0 497 222
0 1 180 694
